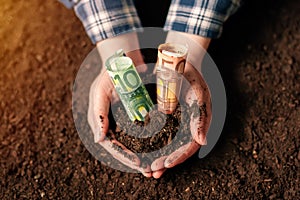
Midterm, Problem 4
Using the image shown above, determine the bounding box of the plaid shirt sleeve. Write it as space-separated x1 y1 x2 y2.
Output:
164 0 241 38
59 0 240 43
59 0 142 44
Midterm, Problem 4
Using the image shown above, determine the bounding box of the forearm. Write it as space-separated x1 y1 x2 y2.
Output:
96 32 145 71
164 0 241 39
164 0 241 69
166 31 211 70
61 0 142 44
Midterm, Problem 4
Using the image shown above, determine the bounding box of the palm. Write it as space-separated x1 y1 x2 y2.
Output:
88 67 152 177
151 63 212 178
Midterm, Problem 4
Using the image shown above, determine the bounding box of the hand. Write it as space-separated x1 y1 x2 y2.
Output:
88 66 152 177
151 62 212 178
88 32 151 177
150 31 212 178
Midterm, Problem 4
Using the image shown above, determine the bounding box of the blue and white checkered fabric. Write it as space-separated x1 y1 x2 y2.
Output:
164 0 240 38
59 0 240 44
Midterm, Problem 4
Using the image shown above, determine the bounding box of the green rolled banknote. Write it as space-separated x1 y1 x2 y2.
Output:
105 49 154 121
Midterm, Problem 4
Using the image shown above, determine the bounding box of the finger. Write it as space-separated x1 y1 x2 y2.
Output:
184 77 208 106
142 171 152 178
100 139 153 176
151 156 168 171
164 141 200 168
88 83 107 143
152 168 167 179
92 72 116 142
139 164 152 177
134 163 152 177
190 107 211 145
99 139 141 167
182 63 212 145
182 63 209 104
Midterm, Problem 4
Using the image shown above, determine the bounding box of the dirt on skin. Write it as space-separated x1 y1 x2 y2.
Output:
0 0 299 199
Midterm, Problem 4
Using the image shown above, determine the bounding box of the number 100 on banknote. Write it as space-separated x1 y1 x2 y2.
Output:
105 50 154 121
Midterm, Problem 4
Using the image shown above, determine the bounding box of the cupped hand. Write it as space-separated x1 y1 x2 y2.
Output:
87 54 152 177
151 62 212 178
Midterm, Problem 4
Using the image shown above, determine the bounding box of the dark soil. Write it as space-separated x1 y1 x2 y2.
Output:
1 0 299 199
108 70 198 153
107 70 200 166
111 104 182 153
109 101 194 164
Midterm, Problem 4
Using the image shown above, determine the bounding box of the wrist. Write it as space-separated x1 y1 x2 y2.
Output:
166 31 211 69
96 32 141 63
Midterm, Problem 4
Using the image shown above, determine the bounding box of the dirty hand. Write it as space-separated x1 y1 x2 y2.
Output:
151 62 212 178
88 33 151 177
151 31 212 178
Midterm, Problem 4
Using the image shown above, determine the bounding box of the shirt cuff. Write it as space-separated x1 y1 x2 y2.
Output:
164 0 241 39
73 0 143 44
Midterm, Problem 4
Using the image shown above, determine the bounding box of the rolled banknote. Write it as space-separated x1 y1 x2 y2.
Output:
105 49 154 121
155 43 188 114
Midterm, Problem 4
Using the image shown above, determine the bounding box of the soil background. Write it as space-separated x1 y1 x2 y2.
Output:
0 0 299 199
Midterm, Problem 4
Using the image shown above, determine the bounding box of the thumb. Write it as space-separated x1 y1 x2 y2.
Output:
182 63 211 145
164 141 200 168
90 72 116 143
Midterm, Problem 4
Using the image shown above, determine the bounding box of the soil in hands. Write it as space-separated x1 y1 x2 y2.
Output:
106 75 203 164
